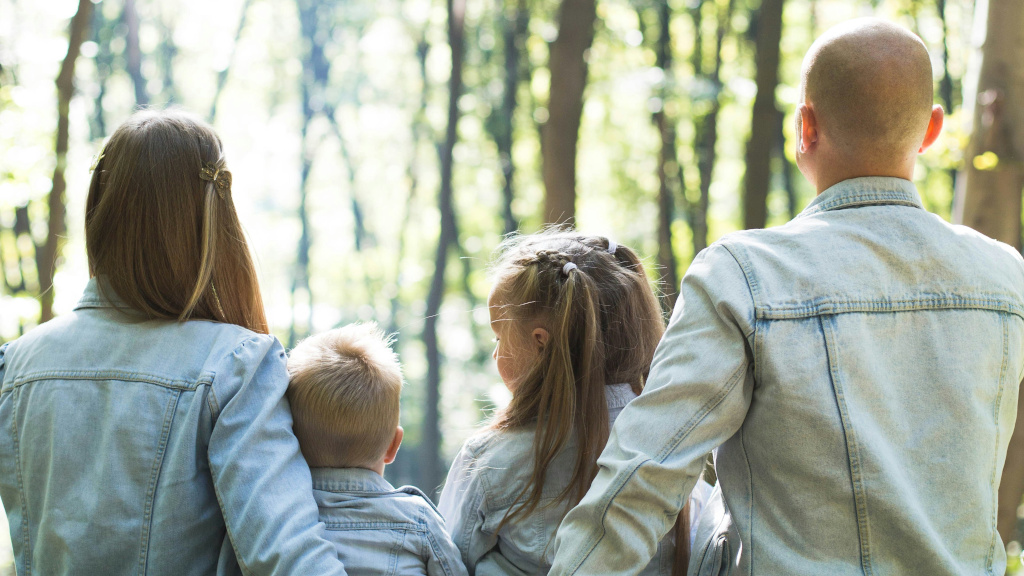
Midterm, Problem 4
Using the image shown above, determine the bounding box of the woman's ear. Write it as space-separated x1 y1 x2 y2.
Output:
532 327 550 352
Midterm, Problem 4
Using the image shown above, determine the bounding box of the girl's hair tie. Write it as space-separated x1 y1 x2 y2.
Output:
606 239 617 254
562 262 578 276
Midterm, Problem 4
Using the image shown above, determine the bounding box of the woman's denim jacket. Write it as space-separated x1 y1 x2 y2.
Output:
550 178 1024 576
0 279 347 576
439 383 677 575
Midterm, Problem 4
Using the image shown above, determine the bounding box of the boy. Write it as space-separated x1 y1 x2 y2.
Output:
287 323 468 576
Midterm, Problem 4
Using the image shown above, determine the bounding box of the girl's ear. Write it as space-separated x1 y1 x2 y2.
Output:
532 327 550 352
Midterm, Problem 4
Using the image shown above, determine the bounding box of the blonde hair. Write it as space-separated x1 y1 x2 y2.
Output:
86 109 268 333
286 323 403 469
489 228 665 529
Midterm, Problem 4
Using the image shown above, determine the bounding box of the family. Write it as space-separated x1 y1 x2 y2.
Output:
2 17 1023 576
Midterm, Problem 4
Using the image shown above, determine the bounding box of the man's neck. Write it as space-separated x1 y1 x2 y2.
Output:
812 153 915 195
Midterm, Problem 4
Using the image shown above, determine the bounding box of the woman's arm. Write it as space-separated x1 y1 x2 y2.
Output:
207 335 347 576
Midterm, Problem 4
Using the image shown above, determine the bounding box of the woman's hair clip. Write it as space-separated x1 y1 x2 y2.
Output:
606 239 617 254
200 163 232 198
562 262 578 276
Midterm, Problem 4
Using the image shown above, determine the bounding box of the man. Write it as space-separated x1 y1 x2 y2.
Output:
550 18 1024 576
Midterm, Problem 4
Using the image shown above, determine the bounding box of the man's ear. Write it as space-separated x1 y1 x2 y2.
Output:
384 426 404 465
919 104 944 153
797 103 819 153
532 327 550 352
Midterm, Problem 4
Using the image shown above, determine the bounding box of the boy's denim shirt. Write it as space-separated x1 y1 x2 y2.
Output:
439 383 677 575
550 177 1024 576
0 279 347 576
311 467 468 576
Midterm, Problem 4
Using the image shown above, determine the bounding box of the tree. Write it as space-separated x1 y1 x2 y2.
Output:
953 0 1024 546
638 0 687 308
742 0 785 230
422 0 467 496
123 0 149 106
541 0 597 224
691 0 735 254
38 0 94 323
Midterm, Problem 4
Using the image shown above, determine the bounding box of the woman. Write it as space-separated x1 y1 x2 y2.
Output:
0 110 346 575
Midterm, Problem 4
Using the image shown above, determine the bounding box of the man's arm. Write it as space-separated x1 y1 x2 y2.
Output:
550 243 756 576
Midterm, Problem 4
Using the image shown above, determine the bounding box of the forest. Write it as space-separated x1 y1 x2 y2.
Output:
0 0 1022 572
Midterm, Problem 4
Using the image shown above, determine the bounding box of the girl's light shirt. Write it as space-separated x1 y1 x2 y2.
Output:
439 383 681 576
0 278 347 576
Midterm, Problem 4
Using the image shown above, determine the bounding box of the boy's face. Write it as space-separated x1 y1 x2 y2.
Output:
487 289 543 392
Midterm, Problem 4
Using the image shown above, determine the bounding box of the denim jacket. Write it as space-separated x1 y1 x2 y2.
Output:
312 467 468 576
550 178 1024 576
439 383 677 576
0 278 347 576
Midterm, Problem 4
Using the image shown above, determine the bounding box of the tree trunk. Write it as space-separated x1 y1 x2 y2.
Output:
422 0 466 498
937 0 958 205
953 0 1024 545
493 0 528 235
38 0 93 323
289 0 332 347
541 0 596 225
691 0 734 254
123 0 148 106
209 0 252 121
742 0 784 230
650 1 683 308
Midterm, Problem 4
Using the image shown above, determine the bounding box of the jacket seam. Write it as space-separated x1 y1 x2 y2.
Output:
987 315 1010 573
137 388 180 573
755 297 1024 320
424 526 456 576
740 425 753 576
568 361 747 574
718 243 761 337
10 387 31 576
9 370 212 390
820 316 873 575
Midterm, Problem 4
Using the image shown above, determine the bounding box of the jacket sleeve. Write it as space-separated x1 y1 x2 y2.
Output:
438 443 497 574
207 335 347 576
549 243 757 576
424 510 471 576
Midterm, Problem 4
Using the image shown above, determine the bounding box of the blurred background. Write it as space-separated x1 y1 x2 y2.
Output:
1 0 1022 572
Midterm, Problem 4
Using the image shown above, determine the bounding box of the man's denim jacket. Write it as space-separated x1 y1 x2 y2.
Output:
312 467 468 576
0 279 347 575
550 178 1024 576
439 383 677 575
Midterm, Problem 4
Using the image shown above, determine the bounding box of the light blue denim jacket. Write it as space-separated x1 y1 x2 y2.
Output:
550 177 1024 576
0 278 347 576
439 383 677 576
312 467 468 576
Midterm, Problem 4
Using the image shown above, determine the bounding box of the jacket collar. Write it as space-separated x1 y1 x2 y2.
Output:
796 177 923 219
74 277 126 310
310 467 395 494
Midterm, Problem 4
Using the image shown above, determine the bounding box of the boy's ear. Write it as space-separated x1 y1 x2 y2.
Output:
919 105 944 153
797 103 819 153
384 426 404 465
532 327 550 352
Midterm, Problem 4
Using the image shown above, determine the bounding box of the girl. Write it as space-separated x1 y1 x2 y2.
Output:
0 110 346 575
439 230 707 575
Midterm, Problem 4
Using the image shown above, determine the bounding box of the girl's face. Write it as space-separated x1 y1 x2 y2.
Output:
487 288 547 392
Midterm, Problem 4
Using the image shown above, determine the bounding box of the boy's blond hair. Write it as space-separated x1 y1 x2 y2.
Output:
287 323 403 469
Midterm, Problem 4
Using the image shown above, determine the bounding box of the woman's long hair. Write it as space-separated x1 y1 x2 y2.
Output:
489 229 665 530
85 109 268 333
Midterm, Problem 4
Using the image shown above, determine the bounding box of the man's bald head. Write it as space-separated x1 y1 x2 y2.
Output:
801 19 934 163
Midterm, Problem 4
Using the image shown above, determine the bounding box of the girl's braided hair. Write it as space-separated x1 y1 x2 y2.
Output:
489 227 665 529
